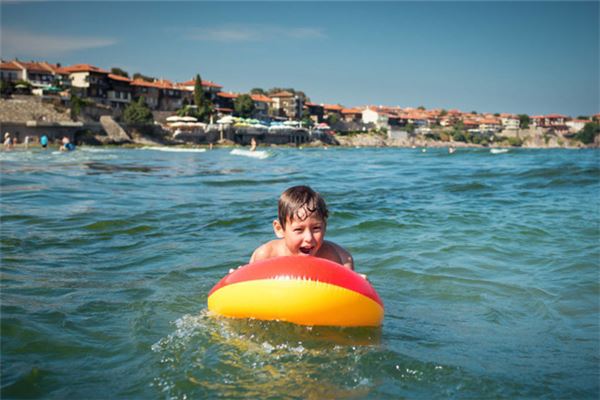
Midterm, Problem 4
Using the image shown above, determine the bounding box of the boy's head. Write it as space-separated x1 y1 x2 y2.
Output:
278 185 328 229
274 185 329 256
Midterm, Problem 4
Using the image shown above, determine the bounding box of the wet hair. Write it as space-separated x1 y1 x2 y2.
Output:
278 185 328 229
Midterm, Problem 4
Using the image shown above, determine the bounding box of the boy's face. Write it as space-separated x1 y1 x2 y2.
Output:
274 207 326 257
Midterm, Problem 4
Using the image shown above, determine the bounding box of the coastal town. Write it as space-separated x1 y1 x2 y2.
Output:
1 59 599 149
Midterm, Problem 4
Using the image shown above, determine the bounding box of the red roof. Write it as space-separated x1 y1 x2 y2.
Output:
270 91 294 98
62 64 109 74
0 61 21 71
323 104 343 111
479 117 500 124
179 78 223 88
130 79 160 88
304 102 322 108
250 94 273 103
108 74 131 83
13 61 51 73
130 79 180 90
341 108 362 114
217 92 239 99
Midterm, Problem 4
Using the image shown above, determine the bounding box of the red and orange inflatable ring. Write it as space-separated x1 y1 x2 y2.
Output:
207 256 384 327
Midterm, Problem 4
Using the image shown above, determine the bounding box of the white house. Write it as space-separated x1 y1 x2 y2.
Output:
362 107 388 128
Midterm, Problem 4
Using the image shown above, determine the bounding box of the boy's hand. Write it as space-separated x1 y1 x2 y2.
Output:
358 273 368 281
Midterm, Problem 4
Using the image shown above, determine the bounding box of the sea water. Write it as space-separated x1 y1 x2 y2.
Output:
1 146 598 399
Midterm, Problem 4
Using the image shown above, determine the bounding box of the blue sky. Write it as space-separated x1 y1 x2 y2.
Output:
1 1 598 116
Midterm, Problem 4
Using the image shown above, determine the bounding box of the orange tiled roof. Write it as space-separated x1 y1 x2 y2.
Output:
250 94 273 103
62 64 109 74
217 91 239 99
108 74 131 83
479 117 500 124
130 79 160 88
179 78 223 88
270 91 294 98
304 102 322 108
0 61 21 70
13 61 51 73
130 79 180 90
323 104 343 111
341 108 362 114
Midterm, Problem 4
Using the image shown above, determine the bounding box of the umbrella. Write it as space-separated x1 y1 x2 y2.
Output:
169 122 188 128
166 116 182 122
181 116 198 122
217 116 234 124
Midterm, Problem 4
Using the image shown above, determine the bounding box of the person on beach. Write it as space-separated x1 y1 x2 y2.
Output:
60 136 76 152
40 134 49 148
249 185 355 270
3 132 13 151
250 137 257 152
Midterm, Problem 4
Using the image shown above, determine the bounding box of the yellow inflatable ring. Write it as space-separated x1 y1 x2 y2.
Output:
207 256 384 327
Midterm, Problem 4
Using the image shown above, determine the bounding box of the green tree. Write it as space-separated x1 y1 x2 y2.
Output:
234 94 255 118
575 122 600 144
191 74 214 122
69 94 92 120
250 88 266 95
111 67 129 78
193 74 204 109
123 97 154 124
518 114 530 129
418 106 425 110
326 113 341 126
301 109 314 128
0 80 14 96
132 72 155 82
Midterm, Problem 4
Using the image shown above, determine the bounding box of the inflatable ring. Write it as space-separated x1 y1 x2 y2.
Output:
207 256 384 327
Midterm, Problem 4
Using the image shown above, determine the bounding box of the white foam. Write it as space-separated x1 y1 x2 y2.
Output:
230 149 269 159
142 146 206 153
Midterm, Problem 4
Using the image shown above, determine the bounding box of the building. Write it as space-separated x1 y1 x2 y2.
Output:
63 64 110 102
107 74 133 109
0 61 23 82
215 92 238 116
250 94 273 120
304 102 324 123
130 79 161 109
341 107 363 123
362 107 389 128
270 91 303 119
177 78 224 104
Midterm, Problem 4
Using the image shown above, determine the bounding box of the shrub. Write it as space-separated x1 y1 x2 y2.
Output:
123 97 154 124
575 122 600 144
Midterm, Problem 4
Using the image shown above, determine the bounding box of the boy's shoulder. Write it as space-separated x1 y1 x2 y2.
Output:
251 239 284 262
319 240 354 269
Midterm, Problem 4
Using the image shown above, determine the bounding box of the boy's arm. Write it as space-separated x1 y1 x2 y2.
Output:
249 242 273 264
327 241 354 270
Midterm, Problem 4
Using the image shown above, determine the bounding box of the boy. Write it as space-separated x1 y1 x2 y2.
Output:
59 136 76 152
250 185 354 270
